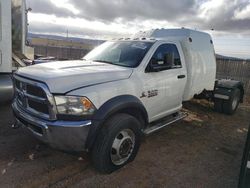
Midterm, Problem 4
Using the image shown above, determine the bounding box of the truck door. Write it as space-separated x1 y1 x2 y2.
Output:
143 42 187 121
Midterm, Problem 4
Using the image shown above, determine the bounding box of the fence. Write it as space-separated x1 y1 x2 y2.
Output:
33 45 90 60
216 58 250 95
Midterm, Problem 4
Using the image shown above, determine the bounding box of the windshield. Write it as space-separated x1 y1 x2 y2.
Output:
83 41 153 68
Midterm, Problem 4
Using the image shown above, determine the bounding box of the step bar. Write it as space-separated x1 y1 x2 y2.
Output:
143 111 187 135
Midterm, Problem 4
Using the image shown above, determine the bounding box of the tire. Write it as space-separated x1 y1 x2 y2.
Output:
91 113 142 174
214 98 223 113
239 125 250 188
222 88 241 115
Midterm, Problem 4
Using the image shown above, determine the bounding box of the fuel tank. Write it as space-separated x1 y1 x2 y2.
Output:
0 74 14 103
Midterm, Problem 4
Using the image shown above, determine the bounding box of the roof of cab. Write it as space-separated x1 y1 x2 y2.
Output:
132 28 211 41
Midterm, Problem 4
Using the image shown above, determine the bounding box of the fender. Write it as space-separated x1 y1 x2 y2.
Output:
214 79 244 102
85 95 148 150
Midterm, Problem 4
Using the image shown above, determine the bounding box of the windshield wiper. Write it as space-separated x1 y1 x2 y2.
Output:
92 60 132 68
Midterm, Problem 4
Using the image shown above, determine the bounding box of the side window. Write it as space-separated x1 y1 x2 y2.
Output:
148 44 182 71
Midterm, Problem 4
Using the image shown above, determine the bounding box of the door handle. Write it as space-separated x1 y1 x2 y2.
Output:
177 75 186 79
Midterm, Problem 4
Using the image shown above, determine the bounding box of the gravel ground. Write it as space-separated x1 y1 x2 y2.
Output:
0 99 249 188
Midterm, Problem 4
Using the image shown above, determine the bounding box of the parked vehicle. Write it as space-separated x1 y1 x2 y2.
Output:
12 28 244 173
33 56 57 64
0 0 34 103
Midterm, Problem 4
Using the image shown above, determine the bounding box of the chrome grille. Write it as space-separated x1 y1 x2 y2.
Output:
14 75 57 120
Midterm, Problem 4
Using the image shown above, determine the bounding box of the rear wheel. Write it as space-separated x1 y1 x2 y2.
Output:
222 88 241 115
91 113 142 174
214 88 241 115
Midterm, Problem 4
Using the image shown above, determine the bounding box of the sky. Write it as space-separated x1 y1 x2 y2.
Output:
26 0 250 59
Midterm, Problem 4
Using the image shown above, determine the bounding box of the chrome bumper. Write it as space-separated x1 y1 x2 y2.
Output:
12 101 91 152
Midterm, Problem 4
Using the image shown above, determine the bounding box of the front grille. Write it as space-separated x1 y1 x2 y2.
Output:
14 76 56 120
28 99 49 114
26 84 47 98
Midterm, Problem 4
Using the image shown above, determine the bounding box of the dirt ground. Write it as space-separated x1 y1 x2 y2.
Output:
0 99 250 188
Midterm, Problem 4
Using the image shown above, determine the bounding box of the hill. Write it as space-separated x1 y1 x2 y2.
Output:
28 33 105 46
215 54 245 61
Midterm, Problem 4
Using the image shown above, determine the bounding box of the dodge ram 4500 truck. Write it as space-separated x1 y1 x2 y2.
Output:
12 28 244 173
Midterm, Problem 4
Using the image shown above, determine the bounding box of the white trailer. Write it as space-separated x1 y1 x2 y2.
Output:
0 0 33 103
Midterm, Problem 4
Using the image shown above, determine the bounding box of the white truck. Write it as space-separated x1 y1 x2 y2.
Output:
12 28 244 173
0 0 33 103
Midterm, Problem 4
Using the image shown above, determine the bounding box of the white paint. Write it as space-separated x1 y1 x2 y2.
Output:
136 28 216 101
17 60 133 93
17 29 216 123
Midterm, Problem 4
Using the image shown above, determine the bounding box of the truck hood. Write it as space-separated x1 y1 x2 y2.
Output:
16 60 133 93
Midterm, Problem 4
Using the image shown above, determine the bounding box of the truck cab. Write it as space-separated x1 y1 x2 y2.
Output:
12 28 244 173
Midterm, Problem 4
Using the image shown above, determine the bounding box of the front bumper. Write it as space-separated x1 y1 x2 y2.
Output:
12 101 91 152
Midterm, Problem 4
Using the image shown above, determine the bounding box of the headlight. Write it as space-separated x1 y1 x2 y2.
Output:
54 96 96 115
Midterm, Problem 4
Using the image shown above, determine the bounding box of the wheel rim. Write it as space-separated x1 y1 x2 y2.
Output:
232 93 240 110
110 129 135 166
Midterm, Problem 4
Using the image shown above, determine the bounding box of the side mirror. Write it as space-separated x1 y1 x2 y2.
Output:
146 58 172 72
146 59 160 72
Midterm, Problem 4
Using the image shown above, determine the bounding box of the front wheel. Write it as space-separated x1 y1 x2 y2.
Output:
91 113 142 174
